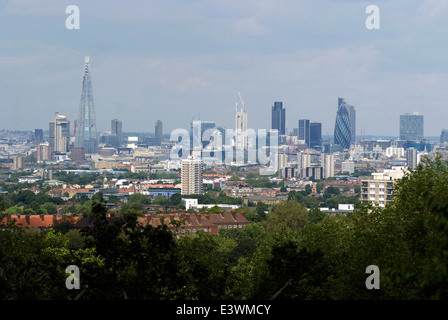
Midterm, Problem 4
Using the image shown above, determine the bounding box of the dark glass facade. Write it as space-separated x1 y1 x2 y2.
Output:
271 102 285 135
334 97 352 149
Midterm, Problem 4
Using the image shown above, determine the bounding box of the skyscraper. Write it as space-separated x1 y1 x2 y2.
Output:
322 153 335 179
190 120 216 151
155 120 163 146
310 122 322 148
235 99 248 151
32 129 43 146
111 119 123 146
37 142 51 162
75 57 98 154
406 148 418 170
181 159 203 195
334 97 352 149
298 119 310 147
49 112 70 153
400 113 424 141
271 102 286 135
346 104 356 146
441 129 448 143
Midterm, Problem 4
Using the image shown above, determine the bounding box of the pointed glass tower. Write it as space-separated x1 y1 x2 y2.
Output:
75 56 98 154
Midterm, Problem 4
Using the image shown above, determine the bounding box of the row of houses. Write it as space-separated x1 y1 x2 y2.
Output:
1 211 251 236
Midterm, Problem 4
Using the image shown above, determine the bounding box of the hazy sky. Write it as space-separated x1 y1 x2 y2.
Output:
1 0 448 138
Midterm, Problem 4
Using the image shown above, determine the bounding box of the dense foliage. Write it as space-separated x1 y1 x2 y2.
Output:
1 156 448 299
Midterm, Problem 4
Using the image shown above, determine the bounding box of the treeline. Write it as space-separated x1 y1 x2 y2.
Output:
1 156 448 299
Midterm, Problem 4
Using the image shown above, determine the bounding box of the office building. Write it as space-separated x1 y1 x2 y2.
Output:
441 129 448 143
32 129 43 146
347 104 356 146
111 119 122 146
334 98 353 149
75 57 98 154
235 100 248 151
361 167 406 208
99 131 120 148
49 112 70 153
298 119 310 147
181 159 203 195
190 120 216 151
399 113 424 141
271 101 286 135
155 120 163 146
310 122 322 149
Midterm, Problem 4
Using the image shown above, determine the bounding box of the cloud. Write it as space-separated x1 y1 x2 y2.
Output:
0 56 36 67
177 76 211 92
234 16 268 36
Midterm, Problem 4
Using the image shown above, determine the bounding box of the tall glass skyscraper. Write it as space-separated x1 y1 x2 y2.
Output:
271 102 286 135
334 97 352 149
155 120 163 146
400 113 424 141
111 119 122 146
298 119 310 147
310 122 322 148
75 57 98 154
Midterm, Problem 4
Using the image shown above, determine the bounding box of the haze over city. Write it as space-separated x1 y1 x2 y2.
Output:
1 0 448 137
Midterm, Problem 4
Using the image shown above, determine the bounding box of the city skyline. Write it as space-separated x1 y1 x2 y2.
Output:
1 1 448 137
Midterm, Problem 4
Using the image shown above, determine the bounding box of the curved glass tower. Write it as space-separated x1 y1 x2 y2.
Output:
75 57 98 154
334 97 352 149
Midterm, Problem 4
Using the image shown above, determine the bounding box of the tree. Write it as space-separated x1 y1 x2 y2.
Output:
264 200 308 233
41 202 58 214
6 206 22 215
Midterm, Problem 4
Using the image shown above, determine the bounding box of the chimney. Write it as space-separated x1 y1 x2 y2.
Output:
25 215 30 226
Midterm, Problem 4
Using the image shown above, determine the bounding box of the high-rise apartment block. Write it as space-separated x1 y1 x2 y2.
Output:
75 57 98 154
181 159 203 195
406 148 418 170
399 113 423 141
37 142 51 162
271 101 286 135
49 112 70 153
322 153 335 179
361 167 406 208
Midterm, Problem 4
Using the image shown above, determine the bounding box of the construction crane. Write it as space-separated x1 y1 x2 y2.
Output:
238 91 245 111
